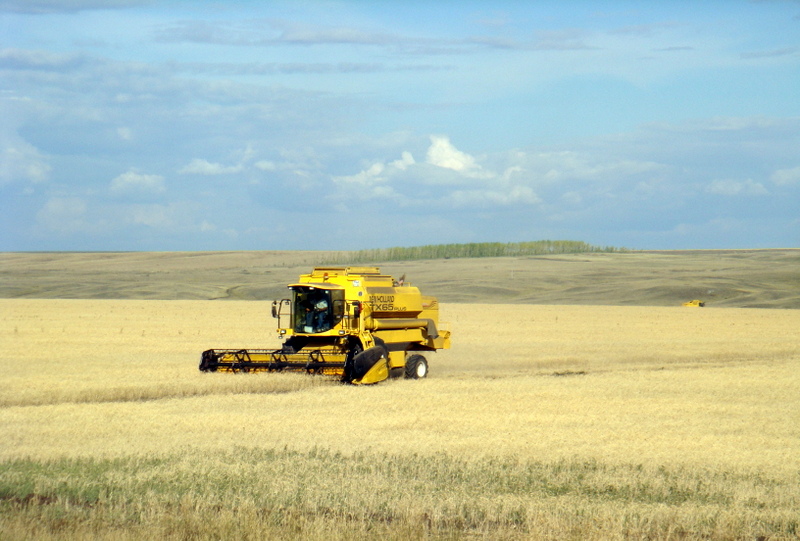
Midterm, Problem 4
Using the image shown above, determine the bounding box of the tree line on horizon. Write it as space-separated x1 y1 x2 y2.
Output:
325 240 628 264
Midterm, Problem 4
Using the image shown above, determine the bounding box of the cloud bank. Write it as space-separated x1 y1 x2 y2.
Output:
1 1 798 251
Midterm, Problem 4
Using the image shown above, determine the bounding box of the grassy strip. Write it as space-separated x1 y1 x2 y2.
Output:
0 372 329 408
1 447 797 540
325 240 628 264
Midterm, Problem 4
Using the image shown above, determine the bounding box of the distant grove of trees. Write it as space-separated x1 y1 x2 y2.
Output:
326 241 629 264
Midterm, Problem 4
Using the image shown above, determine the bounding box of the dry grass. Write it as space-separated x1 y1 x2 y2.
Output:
2 249 799 308
2 448 798 540
1 298 799 539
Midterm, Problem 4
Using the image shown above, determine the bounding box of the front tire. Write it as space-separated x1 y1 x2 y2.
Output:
405 354 428 379
342 339 364 383
351 346 387 381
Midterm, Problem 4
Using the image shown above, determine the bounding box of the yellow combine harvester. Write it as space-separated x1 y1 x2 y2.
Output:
200 267 451 384
683 299 705 307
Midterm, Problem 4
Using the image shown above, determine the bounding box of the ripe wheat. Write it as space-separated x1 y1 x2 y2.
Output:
1 299 798 539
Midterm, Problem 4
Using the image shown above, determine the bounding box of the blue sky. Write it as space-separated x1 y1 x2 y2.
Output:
1 0 798 251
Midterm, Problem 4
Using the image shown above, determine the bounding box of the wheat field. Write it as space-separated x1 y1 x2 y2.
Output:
1 298 799 539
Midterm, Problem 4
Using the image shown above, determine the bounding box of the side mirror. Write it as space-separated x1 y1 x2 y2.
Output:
271 301 278 318
352 301 361 318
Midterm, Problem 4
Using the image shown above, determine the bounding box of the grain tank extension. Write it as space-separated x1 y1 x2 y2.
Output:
199 267 451 384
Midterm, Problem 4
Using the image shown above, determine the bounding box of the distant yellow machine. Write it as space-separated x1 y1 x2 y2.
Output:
200 267 451 384
683 299 705 307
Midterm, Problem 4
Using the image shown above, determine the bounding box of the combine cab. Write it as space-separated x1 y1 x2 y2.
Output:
200 267 450 384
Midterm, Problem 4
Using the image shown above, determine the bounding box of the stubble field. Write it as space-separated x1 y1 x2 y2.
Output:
2 249 799 308
1 293 799 539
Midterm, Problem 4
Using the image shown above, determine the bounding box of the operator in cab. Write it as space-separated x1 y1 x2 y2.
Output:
299 289 331 333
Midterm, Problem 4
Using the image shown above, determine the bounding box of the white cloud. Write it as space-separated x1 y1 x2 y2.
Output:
647 116 790 134
331 151 415 204
0 142 50 184
501 165 524 180
390 151 415 170
426 136 482 175
518 151 661 183
178 158 243 175
705 179 768 196
331 136 544 210
254 160 276 171
451 185 540 207
771 166 800 186
131 204 172 228
35 197 88 234
126 201 203 231
562 191 583 205
333 162 385 189
331 166 401 204
110 169 165 195
0 47 86 69
236 143 257 163
116 127 133 141
0 1 149 15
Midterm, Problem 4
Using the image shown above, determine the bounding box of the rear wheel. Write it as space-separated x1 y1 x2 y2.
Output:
405 354 428 379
